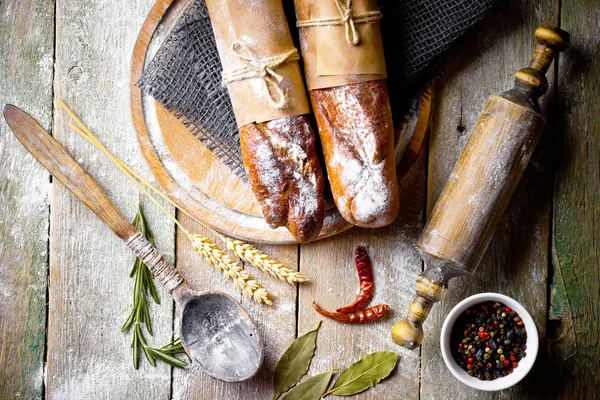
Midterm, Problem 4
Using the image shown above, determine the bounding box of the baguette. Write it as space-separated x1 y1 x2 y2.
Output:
310 80 399 228
240 115 325 242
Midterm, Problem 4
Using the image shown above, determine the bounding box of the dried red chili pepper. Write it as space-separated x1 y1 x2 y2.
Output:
336 246 374 314
312 301 389 324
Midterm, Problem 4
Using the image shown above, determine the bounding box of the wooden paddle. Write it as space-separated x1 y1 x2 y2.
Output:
3 104 264 382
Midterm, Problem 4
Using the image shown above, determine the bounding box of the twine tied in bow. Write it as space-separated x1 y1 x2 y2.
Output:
296 0 382 45
221 40 300 109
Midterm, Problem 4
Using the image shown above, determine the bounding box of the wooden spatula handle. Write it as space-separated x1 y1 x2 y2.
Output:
4 105 184 292
4 104 136 240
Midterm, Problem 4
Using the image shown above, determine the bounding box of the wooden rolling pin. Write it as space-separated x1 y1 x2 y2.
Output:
392 24 570 350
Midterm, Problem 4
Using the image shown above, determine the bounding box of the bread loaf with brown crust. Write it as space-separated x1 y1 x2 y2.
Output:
240 115 325 242
310 80 399 228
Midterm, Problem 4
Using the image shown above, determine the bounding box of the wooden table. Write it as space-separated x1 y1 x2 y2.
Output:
1 0 598 398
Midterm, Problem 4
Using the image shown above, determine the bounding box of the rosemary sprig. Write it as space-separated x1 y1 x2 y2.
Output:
122 203 188 369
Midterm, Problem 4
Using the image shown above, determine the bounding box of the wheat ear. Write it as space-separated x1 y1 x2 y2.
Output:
221 235 308 284
189 235 273 305
58 99 274 305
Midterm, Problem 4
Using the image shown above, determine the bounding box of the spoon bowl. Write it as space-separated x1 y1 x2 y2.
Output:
175 287 263 382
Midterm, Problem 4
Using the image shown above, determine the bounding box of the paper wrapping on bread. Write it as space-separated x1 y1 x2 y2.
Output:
294 0 399 228
294 0 387 90
205 0 311 127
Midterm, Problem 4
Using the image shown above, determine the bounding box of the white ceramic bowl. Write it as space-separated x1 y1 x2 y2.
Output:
440 292 539 391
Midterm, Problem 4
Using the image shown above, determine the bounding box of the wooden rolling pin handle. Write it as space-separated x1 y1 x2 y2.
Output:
392 275 447 350
515 24 571 96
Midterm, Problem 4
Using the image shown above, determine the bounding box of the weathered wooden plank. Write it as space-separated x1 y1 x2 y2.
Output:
172 215 299 400
420 0 558 398
549 0 600 397
297 153 426 400
45 0 175 398
0 0 54 398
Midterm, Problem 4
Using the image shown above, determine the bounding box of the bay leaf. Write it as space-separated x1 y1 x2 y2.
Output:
273 320 322 400
324 351 399 397
281 371 334 400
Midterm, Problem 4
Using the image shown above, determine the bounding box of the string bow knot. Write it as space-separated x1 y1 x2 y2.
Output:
222 40 300 108
296 0 382 46
337 0 360 45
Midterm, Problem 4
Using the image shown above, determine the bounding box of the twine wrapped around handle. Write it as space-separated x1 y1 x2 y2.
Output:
296 0 382 45
222 40 301 108
127 232 184 292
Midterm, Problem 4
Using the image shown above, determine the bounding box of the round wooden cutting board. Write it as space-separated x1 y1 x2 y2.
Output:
130 0 432 244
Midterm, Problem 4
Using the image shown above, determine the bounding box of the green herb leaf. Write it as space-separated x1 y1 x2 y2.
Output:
324 351 399 397
121 308 135 332
281 371 333 400
144 347 156 367
273 321 322 400
147 347 189 368
132 328 140 369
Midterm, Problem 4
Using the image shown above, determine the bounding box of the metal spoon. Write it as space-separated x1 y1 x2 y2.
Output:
3 105 263 382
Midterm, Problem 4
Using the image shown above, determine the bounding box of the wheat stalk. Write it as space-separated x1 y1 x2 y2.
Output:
221 235 308 284
57 99 275 305
60 100 311 287
189 234 273 305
